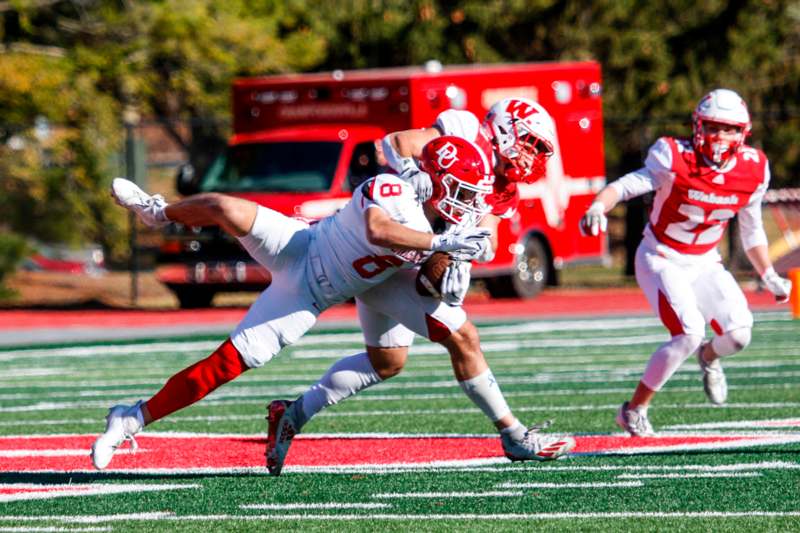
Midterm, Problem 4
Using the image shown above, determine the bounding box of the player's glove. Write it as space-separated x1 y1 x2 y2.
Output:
761 267 792 303
579 201 607 237
398 158 433 202
441 260 472 306
431 227 492 256
450 235 495 263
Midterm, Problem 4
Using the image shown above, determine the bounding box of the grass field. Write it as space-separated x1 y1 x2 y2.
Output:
0 311 799 531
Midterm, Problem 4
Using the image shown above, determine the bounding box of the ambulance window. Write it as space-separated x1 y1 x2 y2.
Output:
345 141 379 191
199 141 342 193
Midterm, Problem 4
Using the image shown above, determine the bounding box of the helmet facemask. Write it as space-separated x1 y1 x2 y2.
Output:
433 172 492 226
484 98 556 184
695 120 745 166
497 123 554 183
691 89 751 167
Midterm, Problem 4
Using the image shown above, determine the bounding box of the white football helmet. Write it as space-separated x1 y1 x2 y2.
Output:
692 88 751 166
482 97 556 183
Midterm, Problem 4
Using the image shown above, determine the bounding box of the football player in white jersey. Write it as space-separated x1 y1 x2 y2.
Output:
266 134 574 475
579 88 792 436
89 135 496 470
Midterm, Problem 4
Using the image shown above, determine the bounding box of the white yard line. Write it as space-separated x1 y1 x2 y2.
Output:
0 484 198 503
241 503 391 510
617 472 761 479
8 511 800 523
496 481 644 488
371 491 523 499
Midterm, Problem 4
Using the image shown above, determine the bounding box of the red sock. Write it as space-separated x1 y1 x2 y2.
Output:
145 338 248 422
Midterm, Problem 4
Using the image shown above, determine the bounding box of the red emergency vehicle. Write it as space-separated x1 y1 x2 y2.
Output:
157 62 607 308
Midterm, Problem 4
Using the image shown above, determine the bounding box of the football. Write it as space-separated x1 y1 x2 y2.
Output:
415 252 452 298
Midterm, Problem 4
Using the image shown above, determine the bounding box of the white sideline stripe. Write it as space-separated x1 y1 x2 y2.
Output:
372 491 522 499
617 473 761 479
241 503 391 510
0 484 198 503
0 450 89 458
5 459 799 477
10 511 800 522
497 481 643 489
665 419 800 430
0 526 114 532
0 514 173 524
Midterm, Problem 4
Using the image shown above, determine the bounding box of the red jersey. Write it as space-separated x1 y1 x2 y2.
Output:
639 137 768 255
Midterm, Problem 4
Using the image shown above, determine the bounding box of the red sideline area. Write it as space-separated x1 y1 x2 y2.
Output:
0 434 778 471
0 287 785 331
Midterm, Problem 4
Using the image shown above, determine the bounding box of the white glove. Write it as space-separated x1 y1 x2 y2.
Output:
450 236 495 263
398 158 433 202
579 201 607 237
431 227 491 255
761 268 792 303
441 260 472 306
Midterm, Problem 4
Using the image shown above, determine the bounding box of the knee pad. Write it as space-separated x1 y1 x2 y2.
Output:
712 327 752 357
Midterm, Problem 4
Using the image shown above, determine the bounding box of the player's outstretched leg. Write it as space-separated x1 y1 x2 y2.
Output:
266 398 305 476
111 178 170 228
91 401 145 469
501 420 576 461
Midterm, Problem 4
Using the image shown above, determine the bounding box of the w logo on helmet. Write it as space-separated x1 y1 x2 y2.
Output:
435 141 459 169
505 99 538 120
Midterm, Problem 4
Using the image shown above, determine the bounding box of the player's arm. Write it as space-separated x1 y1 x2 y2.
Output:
381 127 441 171
738 165 792 302
580 138 674 236
364 206 490 254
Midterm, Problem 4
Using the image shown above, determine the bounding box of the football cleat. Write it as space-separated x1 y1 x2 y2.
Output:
501 421 575 462
111 177 169 228
697 342 728 405
616 401 655 437
266 399 301 476
91 402 144 470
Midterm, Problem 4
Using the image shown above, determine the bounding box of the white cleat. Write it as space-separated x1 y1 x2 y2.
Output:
697 342 727 405
111 177 170 228
91 402 143 470
615 401 655 437
266 399 301 476
501 421 575 462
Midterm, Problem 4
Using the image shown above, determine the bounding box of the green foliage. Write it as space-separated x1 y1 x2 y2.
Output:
0 232 28 299
1 0 799 259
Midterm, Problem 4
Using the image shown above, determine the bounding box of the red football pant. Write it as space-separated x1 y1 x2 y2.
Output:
145 338 248 422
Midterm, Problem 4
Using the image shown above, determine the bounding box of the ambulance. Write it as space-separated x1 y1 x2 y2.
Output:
157 61 606 308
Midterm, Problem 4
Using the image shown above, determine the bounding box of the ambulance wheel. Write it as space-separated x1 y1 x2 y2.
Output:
487 236 549 299
173 287 216 309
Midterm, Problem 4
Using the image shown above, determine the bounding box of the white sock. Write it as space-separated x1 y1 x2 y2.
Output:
499 419 526 441
299 352 382 427
458 369 511 423
641 334 704 391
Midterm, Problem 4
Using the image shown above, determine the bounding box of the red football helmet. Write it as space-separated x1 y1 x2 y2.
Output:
419 136 495 225
481 97 556 183
692 88 751 166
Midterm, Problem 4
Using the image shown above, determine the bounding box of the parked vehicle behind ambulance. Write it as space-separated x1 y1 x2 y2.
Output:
158 62 607 308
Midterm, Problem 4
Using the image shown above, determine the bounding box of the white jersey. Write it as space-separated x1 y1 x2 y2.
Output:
309 173 432 307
